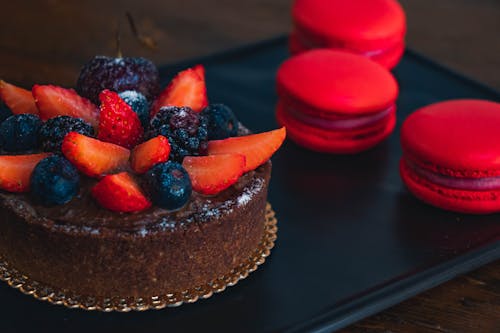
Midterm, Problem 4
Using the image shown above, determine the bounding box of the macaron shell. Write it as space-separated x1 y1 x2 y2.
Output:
293 0 406 51
400 159 500 214
277 102 396 153
276 49 399 115
288 32 404 69
401 99 500 178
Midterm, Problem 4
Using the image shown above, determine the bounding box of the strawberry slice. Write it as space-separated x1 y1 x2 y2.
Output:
0 80 38 115
61 132 130 178
130 135 171 174
208 127 286 172
98 90 143 149
193 64 205 81
151 66 208 116
183 154 245 195
91 172 152 213
33 85 99 127
0 153 51 192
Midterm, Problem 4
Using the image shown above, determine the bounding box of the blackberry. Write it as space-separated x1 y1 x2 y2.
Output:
143 161 192 210
39 116 94 152
0 102 13 123
30 155 80 206
76 56 160 105
201 103 239 140
118 90 150 129
0 114 42 152
147 106 208 161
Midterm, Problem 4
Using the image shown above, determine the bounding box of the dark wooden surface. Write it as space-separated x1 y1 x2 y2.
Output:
1 1 499 332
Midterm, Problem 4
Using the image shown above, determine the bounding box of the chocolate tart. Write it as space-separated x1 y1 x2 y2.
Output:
0 142 272 301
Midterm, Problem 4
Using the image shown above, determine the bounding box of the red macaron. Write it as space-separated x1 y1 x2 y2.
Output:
400 99 500 214
291 0 406 69
276 49 398 154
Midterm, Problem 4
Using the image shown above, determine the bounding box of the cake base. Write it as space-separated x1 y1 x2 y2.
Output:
0 203 277 312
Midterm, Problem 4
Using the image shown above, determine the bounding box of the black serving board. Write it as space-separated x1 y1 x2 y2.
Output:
1 36 500 333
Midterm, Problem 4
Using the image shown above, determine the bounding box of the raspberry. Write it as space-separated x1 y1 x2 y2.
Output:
39 116 94 152
147 106 208 161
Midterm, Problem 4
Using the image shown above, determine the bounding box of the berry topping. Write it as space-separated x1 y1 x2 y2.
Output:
192 64 205 80
208 127 286 172
0 102 13 123
147 106 208 162
0 114 42 152
151 66 208 116
98 90 143 149
39 116 94 153
0 80 38 115
183 154 245 195
76 56 160 105
0 153 51 192
91 172 152 213
32 85 99 127
143 161 192 210
30 155 80 206
61 132 130 178
130 135 170 174
118 90 150 129
201 104 239 140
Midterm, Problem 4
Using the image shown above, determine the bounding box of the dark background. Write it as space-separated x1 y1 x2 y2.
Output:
0 1 499 332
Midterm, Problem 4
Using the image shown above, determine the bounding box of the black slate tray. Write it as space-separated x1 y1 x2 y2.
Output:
2 36 500 333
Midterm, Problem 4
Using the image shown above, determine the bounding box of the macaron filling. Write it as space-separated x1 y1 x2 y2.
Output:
405 158 500 191
285 104 395 131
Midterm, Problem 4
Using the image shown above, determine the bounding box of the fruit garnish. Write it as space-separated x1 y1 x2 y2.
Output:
0 102 13 123
143 161 192 210
30 155 80 206
147 106 208 161
61 132 130 178
150 66 208 116
91 172 151 213
130 135 171 174
0 153 51 192
118 90 150 129
183 154 245 195
0 80 38 115
33 85 99 127
208 127 286 172
39 116 94 153
76 56 160 105
98 90 143 149
0 114 42 152
201 103 239 140
193 64 205 81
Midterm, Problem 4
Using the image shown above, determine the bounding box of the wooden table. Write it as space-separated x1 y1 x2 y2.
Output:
1 1 499 331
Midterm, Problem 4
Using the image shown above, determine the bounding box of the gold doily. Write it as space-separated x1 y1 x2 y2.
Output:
0 203 277 312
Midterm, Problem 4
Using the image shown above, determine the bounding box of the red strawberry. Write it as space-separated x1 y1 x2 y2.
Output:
0 80 38 115
0 153 51 192
183 154 245 195
32 85 99 127
193 64 205 81
91 172 151 213
151 66 208 116
61 132 130 178
130 135 171 174
208 127 286 172
98 90 143 149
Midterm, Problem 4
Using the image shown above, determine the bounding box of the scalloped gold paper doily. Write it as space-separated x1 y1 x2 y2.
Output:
0 203 277 312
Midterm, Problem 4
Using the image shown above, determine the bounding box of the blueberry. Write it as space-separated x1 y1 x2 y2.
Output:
30 155 80 206
0 114 42 152
0 102 13 123
118 90 150 129
76 56 160 104
39 116 94 152
201 104 239 140
143 161 192 210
